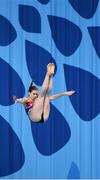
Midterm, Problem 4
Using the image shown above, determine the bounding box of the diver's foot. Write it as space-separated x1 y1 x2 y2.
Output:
47 63 55 76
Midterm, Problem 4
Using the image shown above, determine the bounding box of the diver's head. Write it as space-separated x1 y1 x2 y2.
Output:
28 81 38 100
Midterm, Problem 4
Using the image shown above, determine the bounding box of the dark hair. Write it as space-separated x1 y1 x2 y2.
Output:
28 80 38 93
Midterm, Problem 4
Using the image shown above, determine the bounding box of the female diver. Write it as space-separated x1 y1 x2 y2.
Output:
13 63 75 123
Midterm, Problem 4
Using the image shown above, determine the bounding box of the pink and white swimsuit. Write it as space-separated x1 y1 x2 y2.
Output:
24 101 33 115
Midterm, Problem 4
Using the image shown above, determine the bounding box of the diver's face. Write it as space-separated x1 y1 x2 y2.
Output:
29 90 38 100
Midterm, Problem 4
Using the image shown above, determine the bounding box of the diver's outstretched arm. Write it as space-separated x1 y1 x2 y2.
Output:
13 96 28 104
49 91 75 100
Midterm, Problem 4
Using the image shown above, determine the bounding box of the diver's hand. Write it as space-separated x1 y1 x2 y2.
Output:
65 91 75 96
13 96 17 102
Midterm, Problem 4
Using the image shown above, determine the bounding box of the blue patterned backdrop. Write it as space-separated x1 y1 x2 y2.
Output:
0 0 100 178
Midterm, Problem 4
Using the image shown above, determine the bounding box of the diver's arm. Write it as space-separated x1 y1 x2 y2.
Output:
49 91 75 100
13 96 28 104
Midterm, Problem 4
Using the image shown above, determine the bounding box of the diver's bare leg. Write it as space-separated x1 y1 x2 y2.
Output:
48 75 53 92
40 63 55 96
41 74 54 121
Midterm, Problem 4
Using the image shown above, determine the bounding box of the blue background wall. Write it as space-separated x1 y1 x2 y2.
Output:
0 0 100 178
